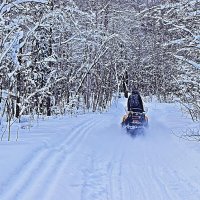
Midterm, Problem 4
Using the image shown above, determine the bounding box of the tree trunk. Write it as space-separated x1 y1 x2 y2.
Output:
15 43 22 120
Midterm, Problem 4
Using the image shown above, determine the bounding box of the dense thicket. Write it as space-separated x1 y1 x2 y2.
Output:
0 0 199 139
136 0 200 120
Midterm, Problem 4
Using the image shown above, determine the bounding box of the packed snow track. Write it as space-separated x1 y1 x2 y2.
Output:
0 99 200 200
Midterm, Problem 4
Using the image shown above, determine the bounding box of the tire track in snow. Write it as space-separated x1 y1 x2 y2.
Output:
126 164 147 200
136 139 175 200
73 117 112 200
121 138 172 200
81 156 116 200
107 161 114 200
146 166 173 200
0 146 50 200
80 155 109 200
126 138 150 200
162 168 200 200
21 119 97 200
115 154 124 200
0 117 96 200
39 117 106 200
107 140 125 200
139 106 200 200
44 116 115 200
79 116 125 200
149 166 175 200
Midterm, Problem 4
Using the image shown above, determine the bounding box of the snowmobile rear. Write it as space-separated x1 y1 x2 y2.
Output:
122 111 148 136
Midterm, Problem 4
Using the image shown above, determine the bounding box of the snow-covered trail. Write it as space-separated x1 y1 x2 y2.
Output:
1 98 200 200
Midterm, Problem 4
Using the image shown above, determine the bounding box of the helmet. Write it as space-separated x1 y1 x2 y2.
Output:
131 88 139 95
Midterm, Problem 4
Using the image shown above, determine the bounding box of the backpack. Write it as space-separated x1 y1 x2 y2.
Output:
129 94 140 108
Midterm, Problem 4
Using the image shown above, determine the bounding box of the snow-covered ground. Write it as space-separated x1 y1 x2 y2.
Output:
0 98 200 200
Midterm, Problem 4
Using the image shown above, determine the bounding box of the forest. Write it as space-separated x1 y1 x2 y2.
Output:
0 0 199 140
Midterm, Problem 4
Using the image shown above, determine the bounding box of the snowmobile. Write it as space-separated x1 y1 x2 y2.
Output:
122 111 148 136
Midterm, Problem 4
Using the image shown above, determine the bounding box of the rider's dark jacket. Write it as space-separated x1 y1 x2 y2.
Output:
127 90 144 112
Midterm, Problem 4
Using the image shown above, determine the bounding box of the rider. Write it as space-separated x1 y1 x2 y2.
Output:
122 89 147 127
127 89 144 113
